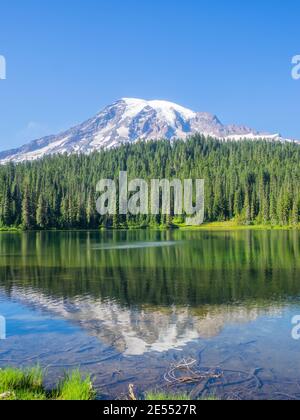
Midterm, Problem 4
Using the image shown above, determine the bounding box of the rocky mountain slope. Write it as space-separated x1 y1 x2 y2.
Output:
0 98 291 163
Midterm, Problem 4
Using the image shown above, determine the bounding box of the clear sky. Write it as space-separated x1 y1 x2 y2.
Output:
0 0 300 150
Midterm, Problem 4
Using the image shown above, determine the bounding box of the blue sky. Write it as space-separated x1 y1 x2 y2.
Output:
0 0 300 150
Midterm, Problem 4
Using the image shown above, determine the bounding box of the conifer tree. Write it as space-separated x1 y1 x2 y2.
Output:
22 186 34 230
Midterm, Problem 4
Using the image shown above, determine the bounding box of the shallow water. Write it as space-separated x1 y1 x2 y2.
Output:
0 230 300 400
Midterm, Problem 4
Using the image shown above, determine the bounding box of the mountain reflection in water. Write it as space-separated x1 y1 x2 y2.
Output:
1 287 283 356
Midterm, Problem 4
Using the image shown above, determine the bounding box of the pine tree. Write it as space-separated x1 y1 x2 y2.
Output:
36 195 48 229
86 193 94 228
234 189 243 219
244 191 251 225
292 199 299 226
2 186 12 226
269 192 278 225
22 186 34 230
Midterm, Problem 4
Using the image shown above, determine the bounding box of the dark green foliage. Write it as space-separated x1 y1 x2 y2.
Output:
0 136 299 229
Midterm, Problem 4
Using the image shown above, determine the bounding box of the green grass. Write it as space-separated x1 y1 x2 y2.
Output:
56 370 95 401
0 367 95 401
0 226 21 232
177 220 300 231
145 391 219 401
0 366 45 400
145 392 191 401
0 221 299 233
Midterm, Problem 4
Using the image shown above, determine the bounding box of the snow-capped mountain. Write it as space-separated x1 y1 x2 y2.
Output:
0 98 292 163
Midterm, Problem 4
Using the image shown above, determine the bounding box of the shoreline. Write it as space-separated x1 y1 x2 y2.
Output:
177 221 300 231
0 222 299 233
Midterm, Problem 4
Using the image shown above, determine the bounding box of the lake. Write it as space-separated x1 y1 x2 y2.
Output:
0 230 300 400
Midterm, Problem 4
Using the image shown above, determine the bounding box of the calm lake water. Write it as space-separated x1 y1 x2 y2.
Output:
0 230 300 400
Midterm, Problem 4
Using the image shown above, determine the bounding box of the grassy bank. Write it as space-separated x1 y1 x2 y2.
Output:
1 221 299 233
145 392 218 401
0 367 214 401
178 221 300 231
0 227 22 232
0 367 95 401
145 392 192 400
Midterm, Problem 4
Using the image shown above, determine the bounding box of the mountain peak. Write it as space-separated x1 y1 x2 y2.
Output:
119 98 197 124
0 98 291 164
